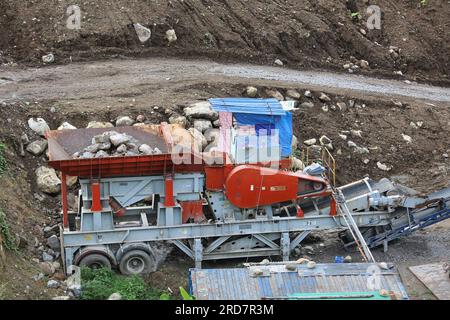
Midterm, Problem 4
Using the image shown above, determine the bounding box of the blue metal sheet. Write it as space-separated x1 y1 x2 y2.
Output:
190 263 409 300
209 98 286 115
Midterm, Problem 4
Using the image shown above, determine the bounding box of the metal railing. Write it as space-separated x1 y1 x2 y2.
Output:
301 146 336 187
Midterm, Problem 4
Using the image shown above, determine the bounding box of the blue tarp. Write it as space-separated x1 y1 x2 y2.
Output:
209 98 293 157
208 98 286 115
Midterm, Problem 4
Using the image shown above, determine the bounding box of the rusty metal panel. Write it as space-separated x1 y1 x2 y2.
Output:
190 263 409 300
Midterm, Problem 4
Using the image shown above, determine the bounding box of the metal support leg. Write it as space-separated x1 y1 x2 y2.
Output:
290 231 311 251
194 238 203 269
280 233 290 262
383 240 388 253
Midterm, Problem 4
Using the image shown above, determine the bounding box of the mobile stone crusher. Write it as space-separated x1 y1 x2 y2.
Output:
46 98 450 275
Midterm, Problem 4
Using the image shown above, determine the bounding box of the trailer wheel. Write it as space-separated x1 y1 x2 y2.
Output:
79 253 112 269
119 250 154 275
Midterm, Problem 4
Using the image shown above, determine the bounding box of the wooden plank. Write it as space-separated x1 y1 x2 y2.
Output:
409 263 450 300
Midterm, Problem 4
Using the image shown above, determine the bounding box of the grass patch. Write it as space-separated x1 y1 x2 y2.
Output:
0 143 6 175
0 209 16 251
80 267 170 300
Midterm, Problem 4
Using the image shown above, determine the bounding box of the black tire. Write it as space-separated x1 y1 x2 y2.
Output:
79 253 111 269
119 250 154 275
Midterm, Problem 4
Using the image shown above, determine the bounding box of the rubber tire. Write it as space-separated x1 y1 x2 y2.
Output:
79 253 112 269
119 250 154 275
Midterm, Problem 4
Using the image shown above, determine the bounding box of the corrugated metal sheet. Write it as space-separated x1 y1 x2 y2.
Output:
190 263 409 300
209 98 286 115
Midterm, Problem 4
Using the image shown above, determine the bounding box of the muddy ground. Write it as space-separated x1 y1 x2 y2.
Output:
0 59 449 299
0 0 449 85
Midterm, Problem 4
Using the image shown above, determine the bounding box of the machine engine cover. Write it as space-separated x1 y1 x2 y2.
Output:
224 165 328 209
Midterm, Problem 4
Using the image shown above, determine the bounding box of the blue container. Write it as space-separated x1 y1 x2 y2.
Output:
335 256 344 263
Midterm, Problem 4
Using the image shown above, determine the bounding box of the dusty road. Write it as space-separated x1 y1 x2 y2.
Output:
1 58 449 104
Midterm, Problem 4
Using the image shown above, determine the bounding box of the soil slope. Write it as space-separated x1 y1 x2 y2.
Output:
0 0 449 83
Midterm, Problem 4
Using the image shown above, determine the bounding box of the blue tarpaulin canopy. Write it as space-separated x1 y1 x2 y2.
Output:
209 98 293 157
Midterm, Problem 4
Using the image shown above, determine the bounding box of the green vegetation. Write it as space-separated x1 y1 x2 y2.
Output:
420 0 428 6
80 267 171 300
0 209 16 251
350 11 361 20
0 143 6 175
179 286 195 300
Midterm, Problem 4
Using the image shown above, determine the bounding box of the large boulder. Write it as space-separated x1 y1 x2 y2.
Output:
169 115 188 128
115 116 134 127
26 140 48 156
286 89 301 100
28 118 50 136
265 89 284 101
193 119 213 133
36 166 61 194
184 102 218 120
188 128 207 152
86 121 114 129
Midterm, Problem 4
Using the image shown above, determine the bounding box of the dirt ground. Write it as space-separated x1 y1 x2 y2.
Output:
0 64 448 298
0 0 449 85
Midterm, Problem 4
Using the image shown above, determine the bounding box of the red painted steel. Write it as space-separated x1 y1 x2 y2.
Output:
225 165 328 209
180 200 205 223
164 176 176 207
90 182 103 212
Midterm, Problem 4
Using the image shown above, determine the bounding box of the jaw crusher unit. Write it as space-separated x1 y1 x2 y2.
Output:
47 108 450 276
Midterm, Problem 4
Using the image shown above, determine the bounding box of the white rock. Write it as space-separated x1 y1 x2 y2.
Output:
304 90 313 98
116 116 134 127
359 59 369 69
416 121 423 128
169 115 188 128
109 133 131 146
286 89 301 100
86 121 114 129
28 118 50 136
402 134 412 144
339 134 347 140
194 119 213 133
188 128 207 151
204 129 220 144
350 130 363 138
363 159 370 164
108 293 122 300
319 93 331 102
138 144 154 155
274 59 284 66
42 53 55 63
133 23 151 43
26 140 48 156
354 146 369 154
184 101 218 120
319 135 333 150
165 29 177 44
410 122 418 129
321 105 329 112
291 157 304 170
246 86 258 97
348 141 357 148
36 166 61 194
57 122 77 130
377 161 392 171
265 89 284 101
336 102 347 112
47 280 60 289
304 138 317 146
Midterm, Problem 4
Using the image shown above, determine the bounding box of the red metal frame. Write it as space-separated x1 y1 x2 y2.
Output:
90 182 103 212
164 176 176 207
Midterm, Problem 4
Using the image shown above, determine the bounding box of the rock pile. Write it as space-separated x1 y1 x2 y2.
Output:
72 131 163 159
